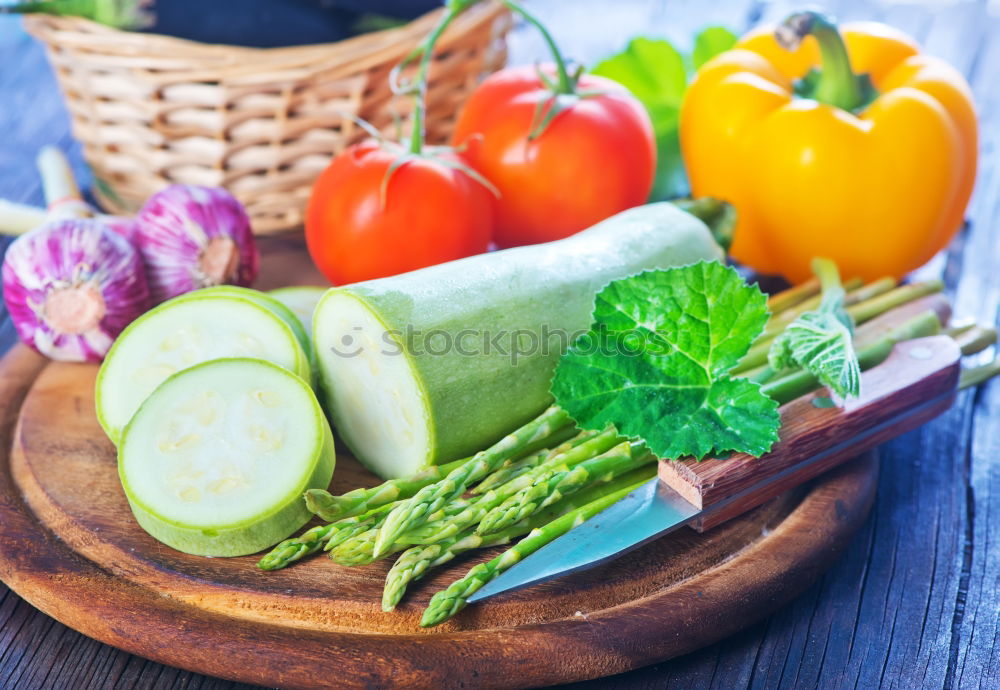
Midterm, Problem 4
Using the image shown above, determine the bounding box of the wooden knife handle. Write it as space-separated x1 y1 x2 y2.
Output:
658 335 961 532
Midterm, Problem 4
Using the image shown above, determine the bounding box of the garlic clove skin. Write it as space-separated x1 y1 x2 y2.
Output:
1 218 151 362
135 185 259 304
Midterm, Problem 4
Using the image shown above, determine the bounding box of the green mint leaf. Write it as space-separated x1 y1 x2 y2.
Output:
551 262 780 460
591 28 735 201
768 260 861 399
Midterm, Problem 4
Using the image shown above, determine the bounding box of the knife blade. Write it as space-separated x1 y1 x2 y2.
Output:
468 335 961 604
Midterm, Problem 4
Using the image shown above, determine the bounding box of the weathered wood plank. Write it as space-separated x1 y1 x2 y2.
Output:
947 10 1000 687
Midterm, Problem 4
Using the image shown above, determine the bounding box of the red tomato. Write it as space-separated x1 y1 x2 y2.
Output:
305 140 493 284
452 65 656 248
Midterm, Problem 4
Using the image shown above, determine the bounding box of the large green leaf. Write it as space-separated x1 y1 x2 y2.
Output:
551 262 780 461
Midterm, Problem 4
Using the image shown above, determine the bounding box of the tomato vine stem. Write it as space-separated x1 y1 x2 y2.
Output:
502 1 574 95
403 6 462 155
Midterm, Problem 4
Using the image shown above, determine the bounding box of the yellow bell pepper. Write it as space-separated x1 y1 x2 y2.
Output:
680 11 977 283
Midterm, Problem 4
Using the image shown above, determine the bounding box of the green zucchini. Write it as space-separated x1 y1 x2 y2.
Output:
119 358 335 556
313 202 723 479
96 288 310 445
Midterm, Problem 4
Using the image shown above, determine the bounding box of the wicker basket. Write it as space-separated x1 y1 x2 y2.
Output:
24 3 511 234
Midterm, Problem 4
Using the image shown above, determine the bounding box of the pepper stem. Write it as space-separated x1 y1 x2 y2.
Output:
776 11 866 111
503 0 575 94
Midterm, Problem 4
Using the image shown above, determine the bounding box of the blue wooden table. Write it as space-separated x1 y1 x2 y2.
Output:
1 1 998 687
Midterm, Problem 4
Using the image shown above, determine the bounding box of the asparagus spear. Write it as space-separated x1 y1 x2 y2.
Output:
747 291 950 385
411 431 620 543
335 429 624 563
767 258 861 398
305 424 577 522
415 334 1000 625
960 357 1000 389
766 276 821 314
257 504 395 571
734 278 884 376
382 465 658 611
331 498 477 566
953 326 998 355
849 280 944 323
943 321 976 339
383 531 514 612
419 479 648 627
762 276 879 332
304 457 469 522
373 406 571 557
476 442 651 535
472 429 600 495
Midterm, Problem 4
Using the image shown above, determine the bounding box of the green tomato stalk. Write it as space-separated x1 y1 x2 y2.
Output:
502 1 574 95
398 6 461 155
396 0 576 151
379 0 498 199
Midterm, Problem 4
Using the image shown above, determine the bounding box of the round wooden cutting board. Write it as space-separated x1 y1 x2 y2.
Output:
0 239 879 689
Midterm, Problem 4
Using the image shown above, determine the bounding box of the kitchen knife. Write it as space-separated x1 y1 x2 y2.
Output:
468 335 961 603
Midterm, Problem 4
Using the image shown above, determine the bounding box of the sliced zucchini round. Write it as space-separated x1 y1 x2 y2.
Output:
268 286 328 340
119 358 335 557
96 289 310 445
204 285 311 356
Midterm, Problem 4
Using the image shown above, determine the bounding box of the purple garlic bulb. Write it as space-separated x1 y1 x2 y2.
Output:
135 185 259 303
2 218 151 362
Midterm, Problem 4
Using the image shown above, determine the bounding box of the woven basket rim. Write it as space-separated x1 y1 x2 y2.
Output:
22 2 507 66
